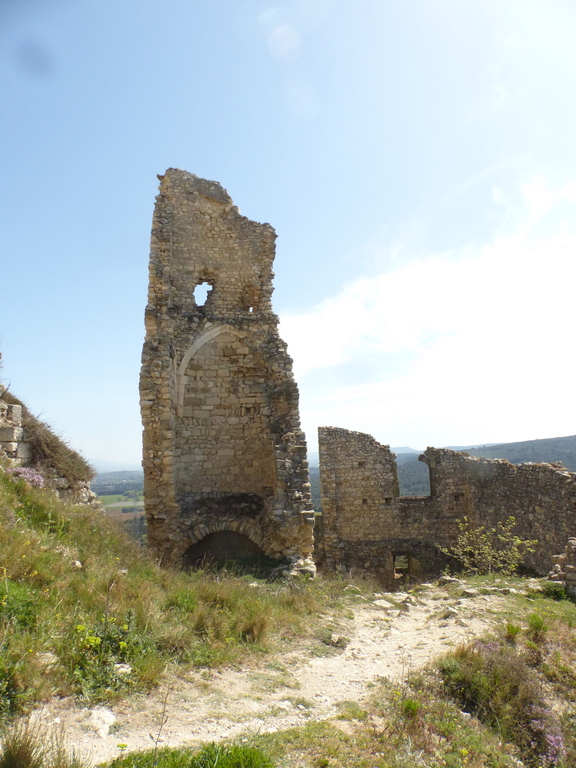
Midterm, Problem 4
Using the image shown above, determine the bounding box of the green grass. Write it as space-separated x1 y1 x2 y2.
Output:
4 456 576 767
0 459 368 710
98 495 128 506
0 391 93 485
0 720 86 768
98 494 145 508
105 743 275 768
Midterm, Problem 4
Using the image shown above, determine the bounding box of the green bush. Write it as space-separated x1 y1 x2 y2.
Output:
401 698 422 719
0 720 86 768
541 582 568 601
60 609 152 700
108 743 275 768
0 390 94 485
526 613 548 644
439 640 565 765
503 622 521 644
0 581 41 629
441 516 537 576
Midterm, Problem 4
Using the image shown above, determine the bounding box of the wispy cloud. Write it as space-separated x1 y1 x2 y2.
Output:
259 8 301 60
281 179 576 449
267 23 301 59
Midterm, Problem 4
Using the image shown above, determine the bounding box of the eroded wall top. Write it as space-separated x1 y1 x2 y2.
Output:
147 169 276 322
140 170 314 568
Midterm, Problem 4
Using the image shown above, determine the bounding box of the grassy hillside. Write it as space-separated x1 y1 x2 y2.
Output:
0 458 362 712
3 459 576 766
465 435 576 470
0 388 94 485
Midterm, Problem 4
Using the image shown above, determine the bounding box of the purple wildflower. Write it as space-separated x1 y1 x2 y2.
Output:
6 466 45 488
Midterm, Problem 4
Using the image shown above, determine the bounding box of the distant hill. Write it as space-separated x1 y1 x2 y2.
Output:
397 435 576 496
91 459 143 473
93 435 576 507
464 435 576 470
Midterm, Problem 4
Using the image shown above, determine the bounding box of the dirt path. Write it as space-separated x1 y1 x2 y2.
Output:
31 582 505 764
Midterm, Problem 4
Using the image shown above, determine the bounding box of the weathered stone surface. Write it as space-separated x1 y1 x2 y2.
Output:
0 385 97 507
0 391 29 465
140 169 314 567
0 427 23 442
548 539 576 597
317 427 576 583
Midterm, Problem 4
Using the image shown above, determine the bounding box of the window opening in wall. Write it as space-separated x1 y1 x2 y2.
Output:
358 461 365 467
394 555 410 573
362 498 368 505
397 455 431 497
193 281 213 306
248 306 254 313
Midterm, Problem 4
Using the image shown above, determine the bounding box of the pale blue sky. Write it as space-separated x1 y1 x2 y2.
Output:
1 0 575 468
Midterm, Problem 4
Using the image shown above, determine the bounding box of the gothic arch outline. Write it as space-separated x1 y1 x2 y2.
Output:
175 518 277 562
175 324 251 415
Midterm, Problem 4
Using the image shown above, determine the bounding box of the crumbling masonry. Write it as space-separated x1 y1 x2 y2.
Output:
316 427 576 582
140 171 575 582
140 170 314 568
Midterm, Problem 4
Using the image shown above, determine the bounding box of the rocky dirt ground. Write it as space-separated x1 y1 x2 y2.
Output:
30 579 527 764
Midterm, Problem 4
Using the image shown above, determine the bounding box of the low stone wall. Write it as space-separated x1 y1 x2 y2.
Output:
318 427 576 583
548 538 576 598
0 386 97 506
0 395 31 464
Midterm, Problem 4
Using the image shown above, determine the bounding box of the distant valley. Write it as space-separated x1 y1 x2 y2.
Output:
92 435 576 513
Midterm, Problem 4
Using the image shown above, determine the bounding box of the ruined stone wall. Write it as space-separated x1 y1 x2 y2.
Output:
0 391 30 465
549 538 576 598
0 385 97 505
318 427 398 540
317 428 443 580
318 427 576 581
140 169 314 567
421 449 576 573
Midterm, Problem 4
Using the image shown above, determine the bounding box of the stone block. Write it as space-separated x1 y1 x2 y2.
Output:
16 443 31 460
0 427 23 442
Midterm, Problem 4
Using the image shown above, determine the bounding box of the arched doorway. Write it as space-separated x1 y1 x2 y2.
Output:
182 531 278 574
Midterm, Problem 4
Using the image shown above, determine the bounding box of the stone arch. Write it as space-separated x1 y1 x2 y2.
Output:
176 324 248 416
174 518 278 564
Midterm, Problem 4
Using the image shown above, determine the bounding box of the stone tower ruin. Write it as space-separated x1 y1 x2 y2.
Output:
140 169 314 570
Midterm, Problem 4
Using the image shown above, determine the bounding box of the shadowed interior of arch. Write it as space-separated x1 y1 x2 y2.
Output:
182 531 278 573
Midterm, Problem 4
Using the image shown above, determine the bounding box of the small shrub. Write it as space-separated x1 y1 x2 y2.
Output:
0 721 86 768
504 622 521 644
401 698 422 719
441 516 537 576
108 743 275 768
541 582 568 601
5 468 45 488
527 613 548 644
60 610 151 699
439 639 564 765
